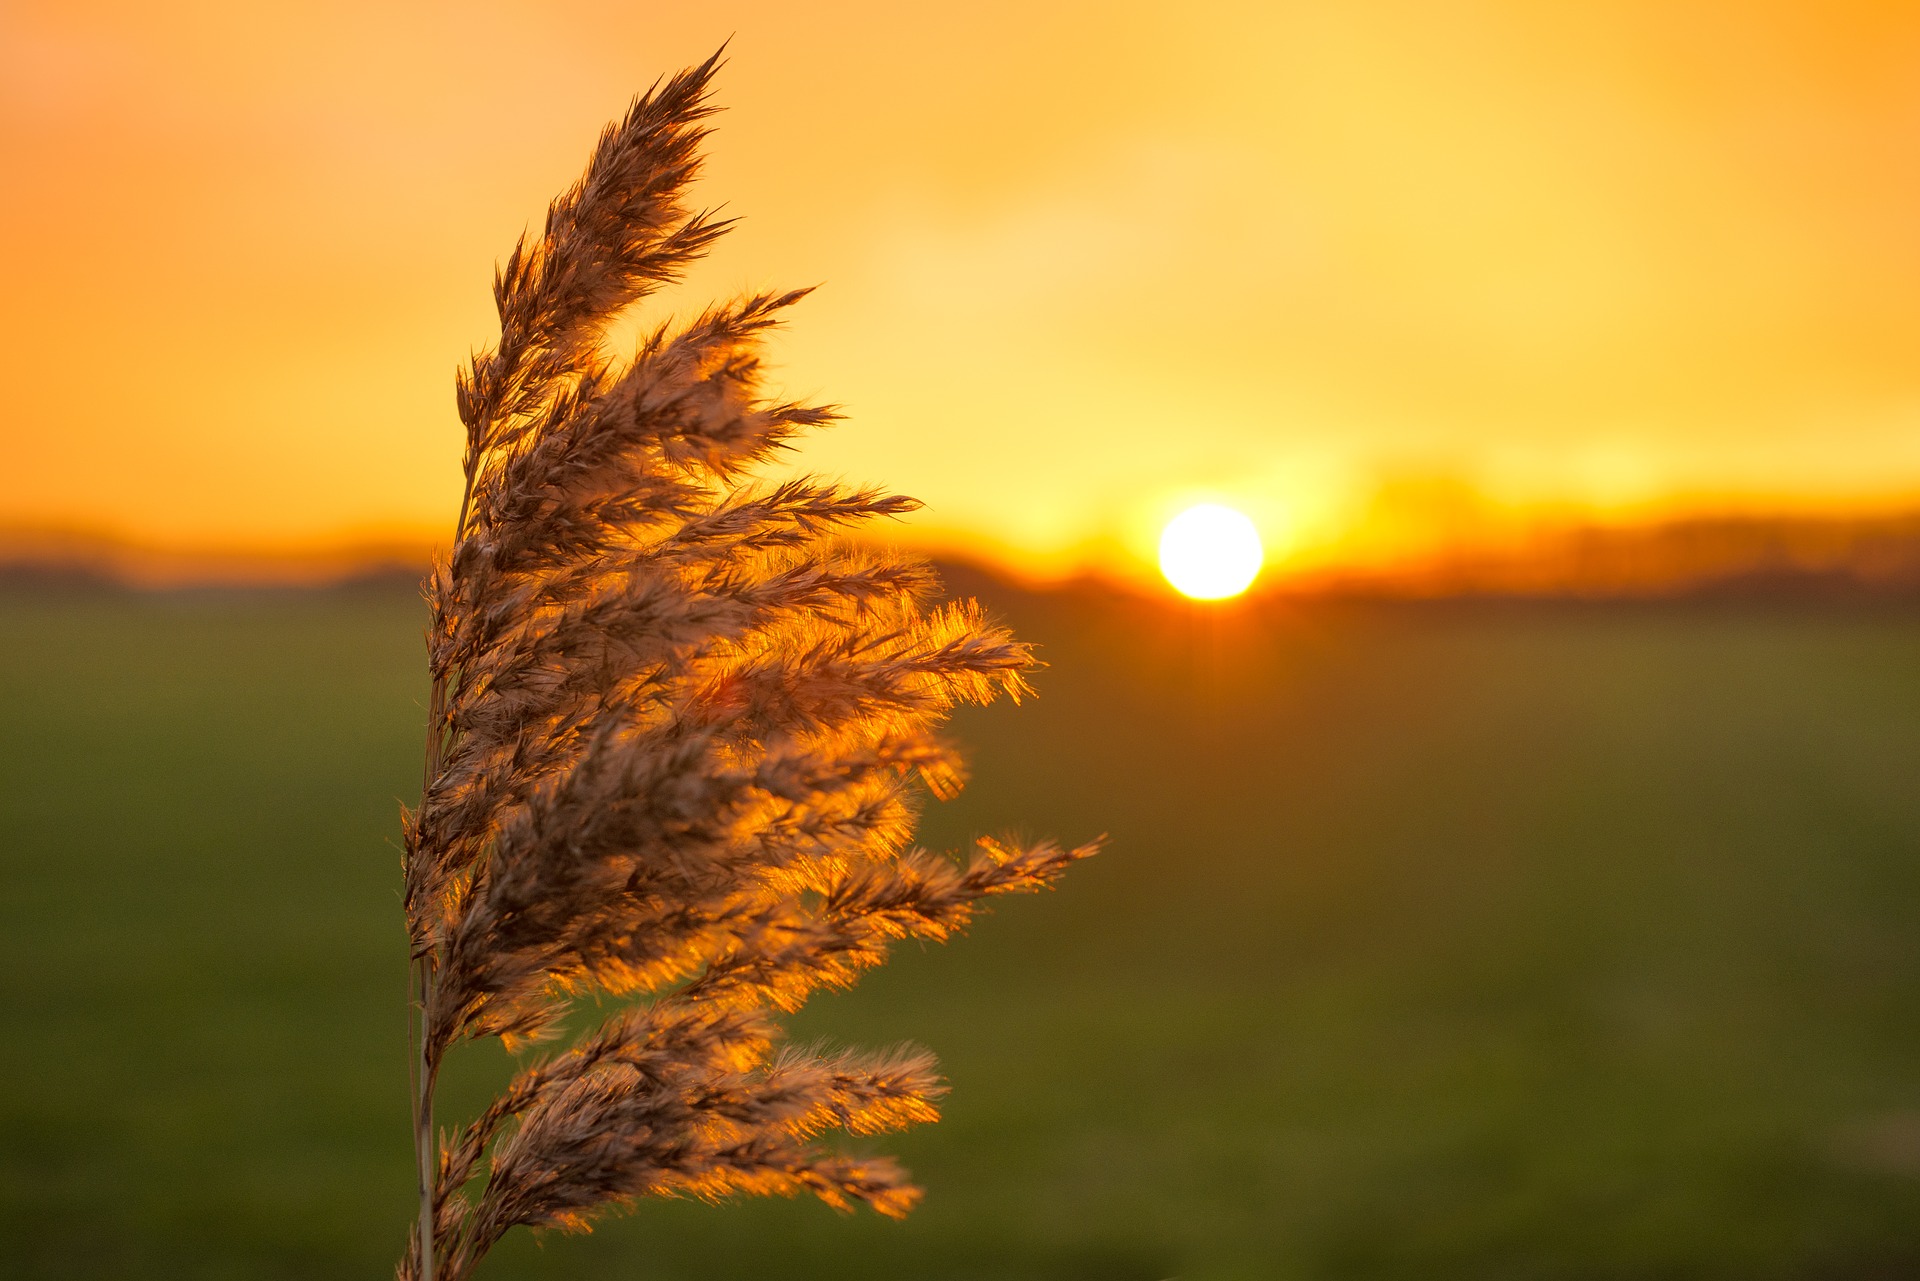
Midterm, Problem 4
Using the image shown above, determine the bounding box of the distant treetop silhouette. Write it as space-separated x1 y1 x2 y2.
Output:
397 50 1097 1281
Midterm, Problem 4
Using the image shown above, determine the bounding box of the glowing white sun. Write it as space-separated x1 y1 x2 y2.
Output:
1159 504 1264 600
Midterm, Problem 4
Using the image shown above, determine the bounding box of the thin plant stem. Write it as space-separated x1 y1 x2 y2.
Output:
413 462 476 1281
413 955 436 1281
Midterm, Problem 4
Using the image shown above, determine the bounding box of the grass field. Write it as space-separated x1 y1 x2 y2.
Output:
3 574 1920 1279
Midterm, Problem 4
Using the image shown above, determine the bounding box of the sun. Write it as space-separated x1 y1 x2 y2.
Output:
1159 504 1264 600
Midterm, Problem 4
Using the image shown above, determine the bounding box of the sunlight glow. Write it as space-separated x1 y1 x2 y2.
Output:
1159 504 1264 599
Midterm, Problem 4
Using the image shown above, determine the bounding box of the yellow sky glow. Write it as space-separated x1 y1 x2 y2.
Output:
6 1 1920 583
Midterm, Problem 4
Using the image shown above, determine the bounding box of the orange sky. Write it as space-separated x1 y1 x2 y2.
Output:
5 1 1920 580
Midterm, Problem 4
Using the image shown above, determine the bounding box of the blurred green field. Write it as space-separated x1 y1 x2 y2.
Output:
3 576 1920 1279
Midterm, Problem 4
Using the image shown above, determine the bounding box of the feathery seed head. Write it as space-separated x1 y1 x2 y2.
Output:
400 50 1098 1281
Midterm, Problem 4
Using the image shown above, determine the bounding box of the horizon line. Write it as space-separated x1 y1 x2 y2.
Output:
11 506 1920 601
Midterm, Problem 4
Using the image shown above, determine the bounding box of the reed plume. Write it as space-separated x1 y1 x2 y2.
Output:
398 51 1097 1281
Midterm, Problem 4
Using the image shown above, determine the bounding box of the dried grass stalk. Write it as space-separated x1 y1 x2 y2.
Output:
397 51 1098 1281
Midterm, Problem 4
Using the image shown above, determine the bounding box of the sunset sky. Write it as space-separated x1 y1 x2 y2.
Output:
6 1 1920 580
